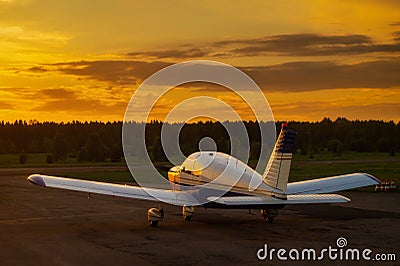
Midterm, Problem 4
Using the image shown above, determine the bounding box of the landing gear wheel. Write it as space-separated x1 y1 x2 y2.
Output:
184 215 192 221
264 217 274 223
261 209 278 223
182 205 195 221
148 207 164 227
149 220 159 227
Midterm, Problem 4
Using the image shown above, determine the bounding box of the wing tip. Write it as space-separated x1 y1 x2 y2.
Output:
359 172 381 185
27 174 46 187
340 195 351 202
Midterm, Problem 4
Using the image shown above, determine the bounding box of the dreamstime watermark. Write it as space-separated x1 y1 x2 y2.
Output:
256 237 397 262
122 60 276 205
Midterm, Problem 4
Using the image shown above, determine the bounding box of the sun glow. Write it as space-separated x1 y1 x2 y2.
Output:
0 1 399 122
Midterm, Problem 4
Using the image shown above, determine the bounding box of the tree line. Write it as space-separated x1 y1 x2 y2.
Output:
0 118 398 164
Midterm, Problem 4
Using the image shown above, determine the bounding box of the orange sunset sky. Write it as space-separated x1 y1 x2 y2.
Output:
0 0 399 122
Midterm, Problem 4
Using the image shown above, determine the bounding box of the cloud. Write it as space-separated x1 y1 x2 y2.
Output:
189 59 400 92
50 60 172 85
27 66 48 73
222 34 400 57
0 101 14 110
218 33 372 46
37 58 400 92
31 89 127 114
38 88 76 99
20 87 125 114
241 59 400 91
31 98 126 113
5 87 78 103
393 31 400 42
126 33 400 59
127 48 212 59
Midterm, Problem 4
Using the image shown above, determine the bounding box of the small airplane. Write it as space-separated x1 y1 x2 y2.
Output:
28 123 379 227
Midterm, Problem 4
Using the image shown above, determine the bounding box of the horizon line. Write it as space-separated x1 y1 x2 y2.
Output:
1 117 399 125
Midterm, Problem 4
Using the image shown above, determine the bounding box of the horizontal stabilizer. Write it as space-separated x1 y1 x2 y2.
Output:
207 193 350 205
286 173 380 195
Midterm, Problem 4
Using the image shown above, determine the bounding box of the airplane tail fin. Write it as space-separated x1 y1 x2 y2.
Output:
263 123 296 195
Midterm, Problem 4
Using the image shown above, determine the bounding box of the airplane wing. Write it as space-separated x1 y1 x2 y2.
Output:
286 173 380 195
208 193 350 205
27 174 199 206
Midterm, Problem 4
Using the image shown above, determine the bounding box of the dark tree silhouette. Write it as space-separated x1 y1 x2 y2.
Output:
52 132 67 161
0 118 398 163
86 132 105 162
327 139 344 155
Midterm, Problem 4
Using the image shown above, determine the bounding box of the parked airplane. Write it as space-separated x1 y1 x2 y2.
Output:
27 123 379 227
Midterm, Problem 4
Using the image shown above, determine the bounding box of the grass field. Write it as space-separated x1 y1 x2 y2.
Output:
0 153 126 168
292 151 398 161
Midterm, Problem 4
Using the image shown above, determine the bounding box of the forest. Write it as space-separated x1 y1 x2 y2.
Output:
0 118 398 164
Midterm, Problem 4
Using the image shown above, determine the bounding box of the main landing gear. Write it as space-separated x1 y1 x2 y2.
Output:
147 203 164 227
261 209 278 223
182 205 195 221
147 204 195 227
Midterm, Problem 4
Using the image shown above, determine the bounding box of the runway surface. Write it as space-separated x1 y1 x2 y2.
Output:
0 168 399 265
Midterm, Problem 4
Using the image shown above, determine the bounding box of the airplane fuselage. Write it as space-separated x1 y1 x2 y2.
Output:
167 151 286 205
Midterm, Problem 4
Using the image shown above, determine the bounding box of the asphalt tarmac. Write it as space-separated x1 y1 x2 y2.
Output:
0 169 399 265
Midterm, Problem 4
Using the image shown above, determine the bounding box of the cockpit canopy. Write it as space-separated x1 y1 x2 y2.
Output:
182 151 217 172
168 151 250 185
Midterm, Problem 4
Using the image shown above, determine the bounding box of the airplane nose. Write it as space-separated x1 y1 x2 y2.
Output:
27 174 46 187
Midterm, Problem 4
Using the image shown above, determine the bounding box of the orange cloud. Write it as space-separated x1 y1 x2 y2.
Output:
127 33 400 59
31 58 400 92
